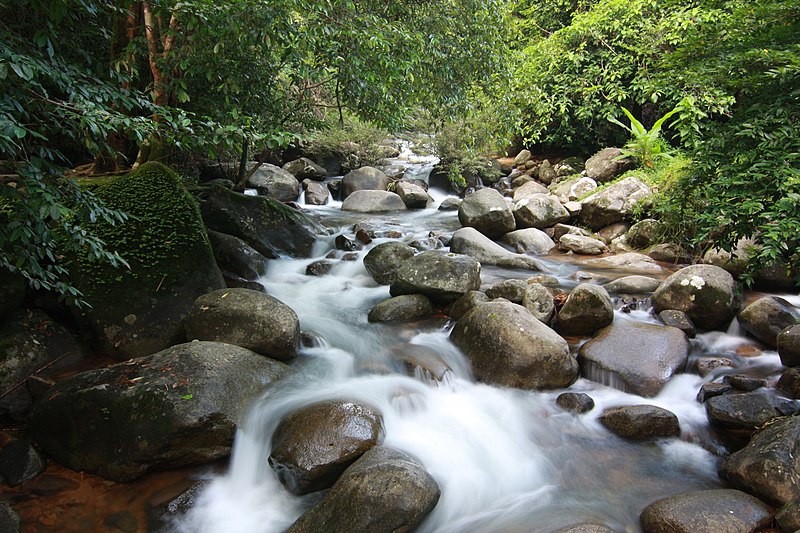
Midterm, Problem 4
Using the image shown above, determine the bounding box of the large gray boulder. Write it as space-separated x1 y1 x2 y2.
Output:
450 227 544 270
578 321 689 397
342 166 390 198
719 415 800 506
737 297 798 348
363 242 416 285
598 404 680 440
705 390 799 433
778 325 800 367
303 180 329 205
207 230 268 281
559 234 609 255
639 489 772 533
652 265 739 330
579 177 652 230
513 194 570 229
604 275 662 293
550 176 598 203
555 284 614 336
485 279 528 303
341 190 407 212
283 157 327 180
390 251 481 304
627 219 661 249
26 341 288 481
269 400 384 495
584 252 663 274
523 282 556 324
287 447 440 533
184 288 300 361
395 181 432 209
450 300 578 390
502 228 556 255
512 180 549 202
368 295 434 322
584 148 634 183
458 188 516 239
247 163 301 202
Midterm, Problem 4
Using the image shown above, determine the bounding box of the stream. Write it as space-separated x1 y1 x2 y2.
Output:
173 148 789 533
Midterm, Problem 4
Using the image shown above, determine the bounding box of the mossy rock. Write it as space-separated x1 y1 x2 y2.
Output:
72 162 225 359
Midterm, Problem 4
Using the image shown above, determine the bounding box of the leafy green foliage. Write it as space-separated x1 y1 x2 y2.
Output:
305 113 389 171
608 104 680 168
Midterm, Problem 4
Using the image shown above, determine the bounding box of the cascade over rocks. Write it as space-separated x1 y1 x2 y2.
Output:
555 283 613 336
584 148 634 183
26 341 288 481
269 400 384 495
579 177 652 230
737 296 798 348
363 241 416 285
458 188 516 239
652 265 739 330
184 288 300 361
286 447 440 533
512 193 570 229
246 163 301 202
341 190 407 212
390 251 481 304
450 300 578 390
342 166 390 198
450 227 544 270
639 489 772 533
598 404 680 440
578 321 689 397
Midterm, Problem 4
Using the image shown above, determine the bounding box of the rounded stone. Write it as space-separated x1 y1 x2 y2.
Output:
458 188 516 239
651 264 739 330
555 283 613 336
363 241 416 285
556 392 595 414
598 405 680 440
390 251 482 304
342 166 390 198
738 296 798 348
367 294 434 322
778 325 800 367
639 489 772 533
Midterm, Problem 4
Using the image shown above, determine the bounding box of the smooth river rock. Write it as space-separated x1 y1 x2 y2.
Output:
555 283 614 336
639 489 772 533
341 190 407 212
652 264 739 330
458 188 516 239
579 177 652 230
450 227 544 270
368 294 434 322
501 228 556 255
363 241 416 285
779 324 800 367
513 193 570 229
598 404 680 440
342 166 390 198
246 163 300 202
390 251 481 304
737 296 798 348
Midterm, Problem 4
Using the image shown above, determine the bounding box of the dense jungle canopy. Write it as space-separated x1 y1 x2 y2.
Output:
1 0 798 302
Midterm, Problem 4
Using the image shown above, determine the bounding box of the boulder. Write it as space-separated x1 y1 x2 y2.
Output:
286 447 440 533
512 180 550 202
363 242 416 285
651 265 739 330
458 188 516 239
0 438 45 486
395 181 432 209
303 180 329 205
341 190 407 212
306 260 333 277
0 502 19 533
269 400 384 495
737 297 798 348
486 279 528 303
247 163 301 202
450 300 578 390
368 294 434 322
639 489 772 533
200 183 322 259
184 288 300 361
777 369 800 399
390 251 481 304
513 149 532 167
283 157 327 180
501 228 556 255
594 222 630 244
556 284 614 336
0 309 89 420
647 243 691 264
553 223 591 242
604 276 662 293
513 194 570 229
705 390 799 432
523 282 555 324
450 227 544 270
658 310 696 338
779 325 800 367
719 415 800 506
207 230 268 281
578 321 690 397
584 148 634 183
449 290 490 321
579 177 652 230
438 197 462 211
559 234 609 255
584 252 663 274
538 160 557 184
598 405 680 440
341 166 390 198
26 341 288 481
776 500 800 533
627 219 660 249
556 392 595 414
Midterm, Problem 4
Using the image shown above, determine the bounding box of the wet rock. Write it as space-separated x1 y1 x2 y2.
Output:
647 243 690 264
0 309 89 420
512 180 550 202
438 197 462 211
450 300 578 390
555 284 613 336
723 374 768 392
269 400 384 495
578 321 690 397
363 242 416 285
390 251 481 304
584 252 663 274
694 357 734 377
368 294 434 322
342 166 390 198
652 265 739 330
513 194 570 230
559 234 609 255
719 414 800 506
502 228 556 255
287 447 439 533
604 275 662 294
778 325 800 367
594 222 630 244
579 177 652 230
598 405 680 440
0 502 19 533
738 297 798 348
247 163 301 202
390 345 452 382
305 260 334 277
395 181 432 209
523 282 556 324
184 288 300 361
450 227 543 270
27 341 288 481
657 310 696 338
303 180 329 205
283 157 327 180
553 223 591 242
449 290 490 320
556 392 595 414
626 219 660 249
705 390 799 433
486 279 528 303
776 500 800 533
354 228 373 244
0 438 44 486
334 234 361 251
551 524 616 533
777 368 800 399
458 188 516 239
584 148 634 183
341 190 407 212
538 160 557 184
697 382 733 403
527 274 560 287
208 230 268 281
639 489 772 533
513 149 532 167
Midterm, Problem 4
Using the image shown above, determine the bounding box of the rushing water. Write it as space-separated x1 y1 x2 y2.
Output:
173 152 788 533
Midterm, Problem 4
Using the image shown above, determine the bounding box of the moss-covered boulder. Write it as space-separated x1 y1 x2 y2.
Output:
652 265 739 331
26 341 288 481
72 162 225 359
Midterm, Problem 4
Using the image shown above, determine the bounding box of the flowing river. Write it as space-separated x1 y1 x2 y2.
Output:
173 148 788 533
